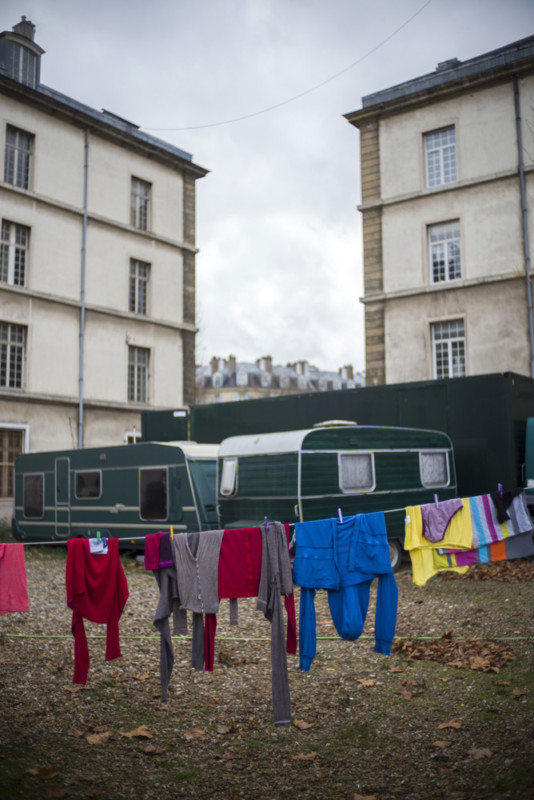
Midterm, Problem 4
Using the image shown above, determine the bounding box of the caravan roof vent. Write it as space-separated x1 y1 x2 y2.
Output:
312 419 358 428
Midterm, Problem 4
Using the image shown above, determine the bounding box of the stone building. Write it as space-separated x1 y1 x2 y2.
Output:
0 17 207 517
345 36 534 385
196 355 364 403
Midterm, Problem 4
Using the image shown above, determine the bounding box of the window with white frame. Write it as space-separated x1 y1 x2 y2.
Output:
12 44 37 87
128 345 149 402
420 451 450 488
432 319 466 379
220 457 237 496
339 452 375 493
0 427 24 499
424 126 457 188
428 220 461 284
130 177 151 231
4 125 34 189
0 322 26 388
1 220 29 287
129 259 150 314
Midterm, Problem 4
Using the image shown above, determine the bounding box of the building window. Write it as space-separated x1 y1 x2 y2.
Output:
125 429 142 444
128 346 149 403
0 322 26 388
130 177 151 231
432 319 466 379
1 220 29 286
0 428 24 499
424 126 457 188
428 221 461 284
236 369 248 387
4 125 33 189
129 259 150 314
12 45 37 87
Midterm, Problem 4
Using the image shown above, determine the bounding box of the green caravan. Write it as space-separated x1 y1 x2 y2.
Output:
217 422 457 571
12 441 219 548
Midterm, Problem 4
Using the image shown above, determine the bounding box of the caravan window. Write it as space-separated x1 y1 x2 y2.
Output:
220 457 237 496
140 467 168 520
23 473 44 518
75 470 101 499
420 451 450 488
339 453 375 493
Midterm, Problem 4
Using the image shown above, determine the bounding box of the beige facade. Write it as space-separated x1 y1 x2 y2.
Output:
345 38 534 386
0 18 207 519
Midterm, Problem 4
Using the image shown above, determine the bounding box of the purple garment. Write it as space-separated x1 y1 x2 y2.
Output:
159 532 174 568
421 498 464 543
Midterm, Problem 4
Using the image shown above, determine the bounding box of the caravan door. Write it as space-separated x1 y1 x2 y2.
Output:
54 457 71 538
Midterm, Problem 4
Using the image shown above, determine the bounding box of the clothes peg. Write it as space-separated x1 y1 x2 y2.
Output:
434 494 439 508
96 530 101 541
264 516 269 532
498 483 503 496
337 508 343 523
170 526 174 540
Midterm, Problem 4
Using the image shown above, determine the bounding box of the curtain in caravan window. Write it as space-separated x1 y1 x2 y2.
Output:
339 453 375 492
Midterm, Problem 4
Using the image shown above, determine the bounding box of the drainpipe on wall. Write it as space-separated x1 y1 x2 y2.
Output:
513 75 534 378
78 129 89 448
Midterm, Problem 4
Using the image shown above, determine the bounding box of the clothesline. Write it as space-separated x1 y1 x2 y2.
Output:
15 506 411 548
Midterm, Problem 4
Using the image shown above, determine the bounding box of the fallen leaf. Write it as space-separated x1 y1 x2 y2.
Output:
119 725 155 739
86 732 112 745
183 727 206 739
216 725 232 735
65 686 87 693
293 719 315 730
437 720 461 730
399 689 412 700
26 766 60 780
388 666 403 673
353 794 377 800
433 740 451 748
143 744 166 755
492 679 510 686
468 748 492 759
202 697 220 708
512 688 527 698
291 752 317 761
358 679 376 687
44 786 69 798
132 673 150 681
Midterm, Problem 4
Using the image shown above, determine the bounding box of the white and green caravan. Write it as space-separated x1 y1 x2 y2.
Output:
217 422 457 570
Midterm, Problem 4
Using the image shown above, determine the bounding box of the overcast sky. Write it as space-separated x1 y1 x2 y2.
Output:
3 0 534 372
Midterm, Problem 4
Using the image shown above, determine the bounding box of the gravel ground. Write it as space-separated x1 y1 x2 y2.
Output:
0 547 533 800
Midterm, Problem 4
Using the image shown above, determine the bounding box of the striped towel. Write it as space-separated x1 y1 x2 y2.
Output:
469 493 533 549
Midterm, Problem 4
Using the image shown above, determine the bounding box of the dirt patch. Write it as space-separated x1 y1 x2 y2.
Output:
1 549 533 800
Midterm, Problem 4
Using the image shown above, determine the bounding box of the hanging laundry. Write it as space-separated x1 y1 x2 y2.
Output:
0 543 29 614
490 488 524 524
421 498 464 543
433 529 534 570
256 521 294 726
65 538 129 684
469 492 532 548
405 491 533 585
293 512 398 673
404 501 473 586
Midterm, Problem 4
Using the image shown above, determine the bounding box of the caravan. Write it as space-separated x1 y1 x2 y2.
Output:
12 441 219 547
217 422 457 570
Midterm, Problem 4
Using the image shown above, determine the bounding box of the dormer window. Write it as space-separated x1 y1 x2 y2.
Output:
12 44 37 87
0 18 44 90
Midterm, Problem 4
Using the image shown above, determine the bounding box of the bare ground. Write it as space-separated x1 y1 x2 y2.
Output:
0 548 533 800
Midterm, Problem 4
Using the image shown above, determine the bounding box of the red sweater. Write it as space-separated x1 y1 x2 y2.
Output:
66 538 129 684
